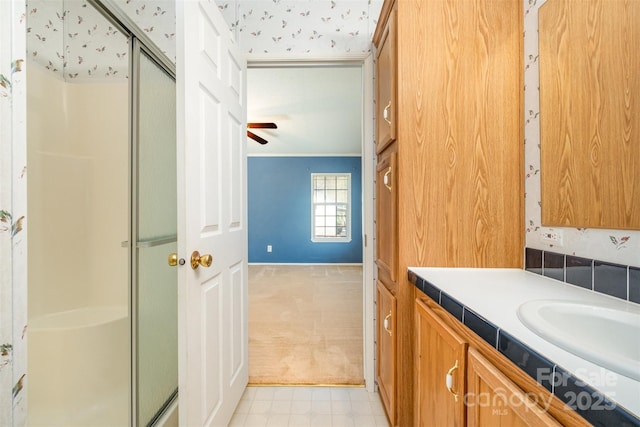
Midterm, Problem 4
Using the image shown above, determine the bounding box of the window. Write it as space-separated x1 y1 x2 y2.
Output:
311 173 351 242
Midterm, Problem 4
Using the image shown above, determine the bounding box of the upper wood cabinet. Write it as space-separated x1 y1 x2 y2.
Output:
394 0 523 269
375 7 396 154
373 0 523 424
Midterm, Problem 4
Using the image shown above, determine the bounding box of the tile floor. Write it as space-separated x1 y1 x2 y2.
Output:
229 386 390 427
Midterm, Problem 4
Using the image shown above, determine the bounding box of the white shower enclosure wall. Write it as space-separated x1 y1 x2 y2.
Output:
26 0 178 425
27 60 130 426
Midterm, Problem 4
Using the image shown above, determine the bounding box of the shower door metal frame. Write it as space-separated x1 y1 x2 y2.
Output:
86 1 177 426
130 38 178 427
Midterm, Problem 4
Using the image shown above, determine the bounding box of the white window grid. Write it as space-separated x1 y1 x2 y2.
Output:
311 173 352 243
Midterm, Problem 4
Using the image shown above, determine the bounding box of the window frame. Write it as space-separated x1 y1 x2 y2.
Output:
310 173 352 243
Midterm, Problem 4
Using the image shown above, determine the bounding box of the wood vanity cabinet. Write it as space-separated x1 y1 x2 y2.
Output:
373 0 524 424
416 295 590 427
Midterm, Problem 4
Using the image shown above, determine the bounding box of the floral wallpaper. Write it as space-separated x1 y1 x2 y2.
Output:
26 0 175 81
1 0 28 424
26 0 383 82
523 0 640 267
27 0 128 80
215 0 384 57
113 0 175 61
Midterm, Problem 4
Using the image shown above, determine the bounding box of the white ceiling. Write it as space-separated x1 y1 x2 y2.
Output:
247 66 363 156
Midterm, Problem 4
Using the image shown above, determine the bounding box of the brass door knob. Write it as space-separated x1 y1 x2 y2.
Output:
168 253 185 267
191 251 213 270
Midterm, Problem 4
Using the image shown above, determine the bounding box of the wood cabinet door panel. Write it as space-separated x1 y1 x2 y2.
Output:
375 147 397 282
377 280 397 424
397 0 523 268
415 297 467 427
467 348 562 427
375 8 396 154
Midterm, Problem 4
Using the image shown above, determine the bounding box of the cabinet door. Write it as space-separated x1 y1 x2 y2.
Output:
375 8 396 154
415 297 467 427
375 146 397 282
397 0 523 268
467 348 562 427
376 280 397 424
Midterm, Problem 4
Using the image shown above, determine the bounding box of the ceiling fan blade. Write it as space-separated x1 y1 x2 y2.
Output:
247 122 278 129
248 130 268 145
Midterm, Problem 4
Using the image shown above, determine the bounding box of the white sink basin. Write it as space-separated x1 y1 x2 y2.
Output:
517 299 640 381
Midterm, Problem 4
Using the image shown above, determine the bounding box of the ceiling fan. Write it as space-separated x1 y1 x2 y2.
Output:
247 122 278 144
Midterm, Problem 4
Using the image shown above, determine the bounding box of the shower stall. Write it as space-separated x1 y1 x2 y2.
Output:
26 0 177 425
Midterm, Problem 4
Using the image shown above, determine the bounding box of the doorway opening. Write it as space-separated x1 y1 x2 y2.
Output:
246 60 375 389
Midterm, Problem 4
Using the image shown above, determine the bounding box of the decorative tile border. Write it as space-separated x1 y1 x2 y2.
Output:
525 248 640 304
408 270 640 427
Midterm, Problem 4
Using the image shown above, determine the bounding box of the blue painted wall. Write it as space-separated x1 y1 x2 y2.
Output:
248 156 363 263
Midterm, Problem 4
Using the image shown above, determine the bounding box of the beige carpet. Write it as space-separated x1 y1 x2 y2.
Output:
248 264 364 385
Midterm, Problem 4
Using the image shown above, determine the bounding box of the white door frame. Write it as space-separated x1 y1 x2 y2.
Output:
247 54 376 391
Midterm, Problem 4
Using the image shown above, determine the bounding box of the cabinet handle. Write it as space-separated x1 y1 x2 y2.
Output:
383 101 392 125
383 167 392 192
445 360 459 402
383 312 392 336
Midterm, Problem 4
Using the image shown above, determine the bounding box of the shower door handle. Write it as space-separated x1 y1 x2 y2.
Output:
190 251 213 270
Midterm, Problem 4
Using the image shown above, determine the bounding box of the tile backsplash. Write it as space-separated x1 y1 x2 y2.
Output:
525 248 640 304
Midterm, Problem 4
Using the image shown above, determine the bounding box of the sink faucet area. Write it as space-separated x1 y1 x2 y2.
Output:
517 299 640 382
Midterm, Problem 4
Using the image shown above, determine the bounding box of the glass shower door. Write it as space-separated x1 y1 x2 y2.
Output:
134 43 178 426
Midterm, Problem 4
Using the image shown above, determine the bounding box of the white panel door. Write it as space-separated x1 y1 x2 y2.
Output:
176 1 248 426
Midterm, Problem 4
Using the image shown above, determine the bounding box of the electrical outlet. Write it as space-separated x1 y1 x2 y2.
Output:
267 245 272 253
540 228 563 246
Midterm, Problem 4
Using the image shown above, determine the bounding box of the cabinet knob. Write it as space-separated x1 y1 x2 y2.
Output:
445 359 459 402
383 101 392 125
383 312 392 336
383 167 392 192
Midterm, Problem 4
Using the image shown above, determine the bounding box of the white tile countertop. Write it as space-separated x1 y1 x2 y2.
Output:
408 267 640 423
